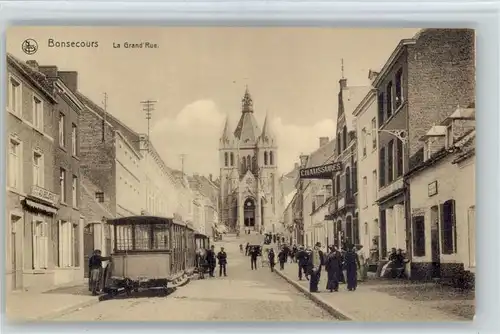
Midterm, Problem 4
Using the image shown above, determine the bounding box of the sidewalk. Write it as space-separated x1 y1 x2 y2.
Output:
6 284 99 322
274 263 474 322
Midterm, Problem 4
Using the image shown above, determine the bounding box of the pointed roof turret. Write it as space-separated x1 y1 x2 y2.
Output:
234 86 261 145
259 111 276 146
219 116 235 147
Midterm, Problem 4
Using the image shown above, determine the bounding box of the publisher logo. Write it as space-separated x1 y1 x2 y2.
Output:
22 39 38 55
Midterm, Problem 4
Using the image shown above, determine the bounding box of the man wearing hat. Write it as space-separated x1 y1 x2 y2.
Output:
309 242 323 293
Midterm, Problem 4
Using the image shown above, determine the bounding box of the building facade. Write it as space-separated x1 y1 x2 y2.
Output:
38 65 86 286
219 87 281 234
374 29 475 260
406 107 475 282
353 82 380 256
327 78 368 249
6 55 60 291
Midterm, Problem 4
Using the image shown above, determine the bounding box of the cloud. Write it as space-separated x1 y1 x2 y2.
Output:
150 100 336 177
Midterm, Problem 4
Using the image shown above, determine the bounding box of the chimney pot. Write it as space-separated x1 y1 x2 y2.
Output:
299 155 309 168
319 137 329 147
209 174 213 181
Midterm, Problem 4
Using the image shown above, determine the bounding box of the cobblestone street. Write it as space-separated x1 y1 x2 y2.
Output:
52 236 337 322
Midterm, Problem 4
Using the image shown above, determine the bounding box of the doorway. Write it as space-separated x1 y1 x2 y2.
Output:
83 223 95 278
430 205 441 278
243 198 256 228
10 214 23 290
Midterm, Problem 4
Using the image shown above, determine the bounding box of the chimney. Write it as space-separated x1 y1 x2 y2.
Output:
319 137 329 147
209 174 213 182
339 78 347 89
294 162 299 170
368 69 379 83
58 71 78 92
299 154 309 168
26 60 39 72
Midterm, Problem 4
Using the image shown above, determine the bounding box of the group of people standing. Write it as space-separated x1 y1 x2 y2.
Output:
195 245 228 279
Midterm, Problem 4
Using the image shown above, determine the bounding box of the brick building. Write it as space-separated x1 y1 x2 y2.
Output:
37 64 86 286
374 29 475 263
6 54 59 291
327 78 369 249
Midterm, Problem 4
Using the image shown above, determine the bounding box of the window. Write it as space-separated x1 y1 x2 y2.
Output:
72 175 78 207
379 148 386 187
377 93 384 125
441 200 457 254
9 138 21 189
33 151 43 187
335 174 340 194
264 151 268 165
60 168 66 203
270 151 274 165
352 162 358 193
71 123 77 155
241 156 246 172
412 215 426 257
446 124 454 148
32 218 48 269
58 221 73 267
396 140 403 177
32 95 43 130
95 192 104 203
247 155 251 170
337 136 341 154
8 76 22 115
371 118 377 149
361 128 367 157
387 140 394 183
362 177 368 207
395 69 403 109
342 126 347 151
230 152 234 166
424 141 432 160
353 213 360 245
224 152 228 167
386 82 393 119
325 184 333 197
372 170 378 202
58 113 65 147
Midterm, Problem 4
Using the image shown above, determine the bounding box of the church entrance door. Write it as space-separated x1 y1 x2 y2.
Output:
244 198 256 228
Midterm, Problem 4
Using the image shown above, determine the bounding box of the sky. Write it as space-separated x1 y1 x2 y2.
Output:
7 27 419 177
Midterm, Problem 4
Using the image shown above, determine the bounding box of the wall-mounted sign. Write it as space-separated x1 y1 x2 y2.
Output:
299 162 342 180
30 185 59 205
428 181 438 197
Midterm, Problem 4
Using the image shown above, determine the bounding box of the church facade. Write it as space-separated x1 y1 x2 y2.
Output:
218 87 281 234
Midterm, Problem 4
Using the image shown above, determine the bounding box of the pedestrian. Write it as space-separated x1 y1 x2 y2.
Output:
206 245 217 277
278 247 286 270
239 244 244 254
250 246 259 270
245 242 250 256
309 242 323 293
324 245 342 292
291 244 298 263
216 247 228 277
88 249 111 296
273 234 277 244
339 249 346 284
268 248 276 272
296 246 309 280
356 244 367 281
344 244 360 291
196 248 207 279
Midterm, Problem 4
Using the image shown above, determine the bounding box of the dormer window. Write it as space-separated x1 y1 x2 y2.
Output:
446 124 454 148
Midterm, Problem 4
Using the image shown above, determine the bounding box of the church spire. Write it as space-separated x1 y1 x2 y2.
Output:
259 111 276 145
219 116 235 146
241 85 254 113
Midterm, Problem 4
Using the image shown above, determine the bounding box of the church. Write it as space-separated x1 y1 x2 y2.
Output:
218 87 282 234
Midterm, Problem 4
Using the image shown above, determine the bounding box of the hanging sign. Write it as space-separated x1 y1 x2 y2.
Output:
299 162 342 180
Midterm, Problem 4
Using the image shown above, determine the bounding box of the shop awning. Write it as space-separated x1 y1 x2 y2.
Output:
25 199 58 215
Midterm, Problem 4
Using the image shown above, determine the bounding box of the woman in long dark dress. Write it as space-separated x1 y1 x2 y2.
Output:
268 248 276 272
324 246 341 292
344 245 360 291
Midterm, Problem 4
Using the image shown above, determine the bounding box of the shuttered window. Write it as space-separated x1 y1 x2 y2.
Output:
412 215 426 257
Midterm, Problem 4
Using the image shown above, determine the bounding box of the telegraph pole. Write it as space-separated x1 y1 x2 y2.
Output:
102 93 108 142
180 154 186 175
140 99 157 148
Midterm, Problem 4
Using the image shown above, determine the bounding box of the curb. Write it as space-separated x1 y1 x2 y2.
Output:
35 298 101 321
273 269 354 321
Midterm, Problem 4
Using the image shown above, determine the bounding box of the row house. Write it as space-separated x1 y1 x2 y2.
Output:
327 78 369 249
139 135 178 218
172 170 194 225
353 78 380 259
6 55 59 291
37 64 86 286
188 174 221 236
406 106 475 283
77 92 143 269
300 137 335 248
374 28 475 262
